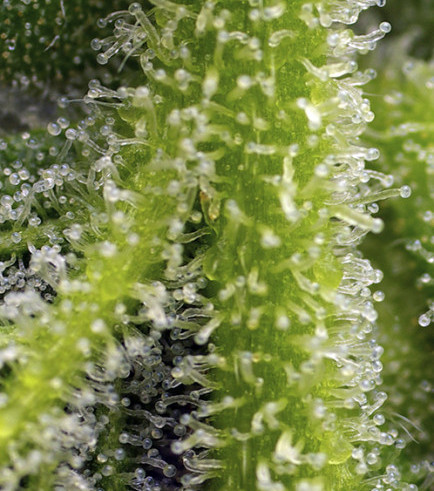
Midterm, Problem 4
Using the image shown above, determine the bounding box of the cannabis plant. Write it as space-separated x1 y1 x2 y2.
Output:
0 1 432 490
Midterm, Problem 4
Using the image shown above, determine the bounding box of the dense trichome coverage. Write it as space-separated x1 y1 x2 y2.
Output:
0 1 432 491
0 0 132 87
362 44 434 487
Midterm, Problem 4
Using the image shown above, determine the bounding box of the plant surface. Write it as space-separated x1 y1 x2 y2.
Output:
0 1 432 490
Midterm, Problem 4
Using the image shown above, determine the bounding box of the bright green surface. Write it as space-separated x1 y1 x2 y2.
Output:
0 1 432 489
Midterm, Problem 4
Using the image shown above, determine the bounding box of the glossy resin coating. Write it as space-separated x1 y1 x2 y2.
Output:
0 1 431 490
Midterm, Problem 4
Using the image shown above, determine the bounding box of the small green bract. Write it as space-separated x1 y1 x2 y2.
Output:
0 1 432 490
